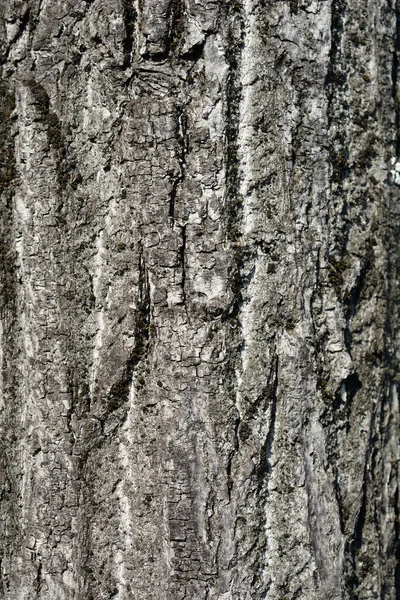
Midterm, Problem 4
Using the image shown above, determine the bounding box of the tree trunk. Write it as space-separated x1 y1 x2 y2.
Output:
0 0 399 598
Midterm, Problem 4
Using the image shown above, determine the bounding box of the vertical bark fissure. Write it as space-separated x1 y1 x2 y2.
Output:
1 8 30 63
27 80 78 193
385 49 400 587
106 247 151 415
250 356 278 593
179 224 187 304
168 0 186 56
226 411 241 501
393 0 400 156
121 0 138 68
394 462 400 598
343 252 372 354
258 357 279 486
326 0 347 129
221 0 246 329
220 0 246 524
350 465 368 590
326 0 350 262
224 5 244 246
0 75 20 599
169 103 188 224
34 562 43 599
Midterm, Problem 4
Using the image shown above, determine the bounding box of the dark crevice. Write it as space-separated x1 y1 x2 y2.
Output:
310 249 321 340
290 90 303 172
224 49 243 237
14 8 31 43
141 50 169 63
326 0 350 239
0 78 19 600
344 373 361 424
378 383 400 600
1 8 31 63
325 0 347 105
384 170 400 597
258 358 279 486
169 104 188 223
333 370 361 415
220 247 255 324
105 247 151 414
0 80 16 193
27 80 77 192
181 40 205 62
224 1 244 218
221 2 245 323
381 96 400 592
179 224 186 304
392 50 398 101
0 557 4 598
325 0 346 83
346 260 370 315
289 0 299 15
226 410 240 500
333 469 346 535
343 252 372 352
324 369 362 535
344 468 368 596
0 77 18 401
247 358 278 594
143 0 186 61
121 0 137 68
169 177 178 220
393 0 400 156
344 373 382 596
34 562 43 598
394 473 400 599
168 0 186 56
3 1 45 68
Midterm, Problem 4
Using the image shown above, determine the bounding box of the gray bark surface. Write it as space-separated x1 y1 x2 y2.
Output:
0 0 399 598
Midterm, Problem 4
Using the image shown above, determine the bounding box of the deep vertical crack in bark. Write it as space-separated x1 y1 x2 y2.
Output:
106 247 151 415
121 0 137 68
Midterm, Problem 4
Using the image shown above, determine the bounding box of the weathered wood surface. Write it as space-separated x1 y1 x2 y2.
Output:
0 0 399 598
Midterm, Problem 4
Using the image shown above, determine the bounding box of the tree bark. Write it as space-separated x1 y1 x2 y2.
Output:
0 0 399 598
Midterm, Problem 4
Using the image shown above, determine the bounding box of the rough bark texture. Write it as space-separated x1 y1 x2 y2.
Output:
0 0 399 598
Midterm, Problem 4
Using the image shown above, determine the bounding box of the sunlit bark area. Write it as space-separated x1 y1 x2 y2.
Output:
0 0 399 598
